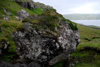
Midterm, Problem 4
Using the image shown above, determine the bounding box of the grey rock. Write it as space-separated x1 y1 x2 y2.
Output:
15 0 35 9
22 23 31 31
0 61 13 67
28 62 41 67
0 61 41 67
3 9 12 16
15 0 52 11
14 16 21 21
14 63 27 67
3 15 9 20
49 53 70 65
0 40 9 55
16 9 29 20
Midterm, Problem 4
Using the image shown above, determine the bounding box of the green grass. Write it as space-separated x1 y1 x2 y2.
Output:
74 63 100 67
77 24 100 50
72 51 100 67
71 24 100 67
34 7 43 15
0 19 23 51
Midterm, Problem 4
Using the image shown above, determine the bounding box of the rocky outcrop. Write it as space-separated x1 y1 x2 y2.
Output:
3 9 12 16
15 0 35 9
0 0 80 67
16 9 29 21
3 15 9 20
15 0 53 11
12 19 80 67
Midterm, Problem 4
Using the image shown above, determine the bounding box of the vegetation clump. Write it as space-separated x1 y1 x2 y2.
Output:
66 19 78 30
31 20 39 24
40 14 58 31
24 10 59 31
34 7 43 15
22 18 29 22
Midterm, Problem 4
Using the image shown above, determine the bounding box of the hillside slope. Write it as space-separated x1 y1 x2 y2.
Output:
71 24 100 67
0 0 80 67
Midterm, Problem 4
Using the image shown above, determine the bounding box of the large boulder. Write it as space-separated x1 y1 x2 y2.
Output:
15 0 35 9
12 19 80 67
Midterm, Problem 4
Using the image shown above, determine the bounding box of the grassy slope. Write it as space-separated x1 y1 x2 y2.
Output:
34 7 43 15
71 24 100 67
0 0 43 19
0 0 35 18
77 24 100 50
0 20 23 62
0 0 35 53
0 0 43 62
0 0 44 45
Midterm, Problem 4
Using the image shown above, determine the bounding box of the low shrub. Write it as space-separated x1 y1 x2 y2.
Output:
22 18 29 23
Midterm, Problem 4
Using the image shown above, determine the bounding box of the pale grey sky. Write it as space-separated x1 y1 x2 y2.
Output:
34 0 100 14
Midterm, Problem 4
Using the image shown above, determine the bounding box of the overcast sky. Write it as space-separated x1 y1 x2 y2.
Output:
34 0 100 14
